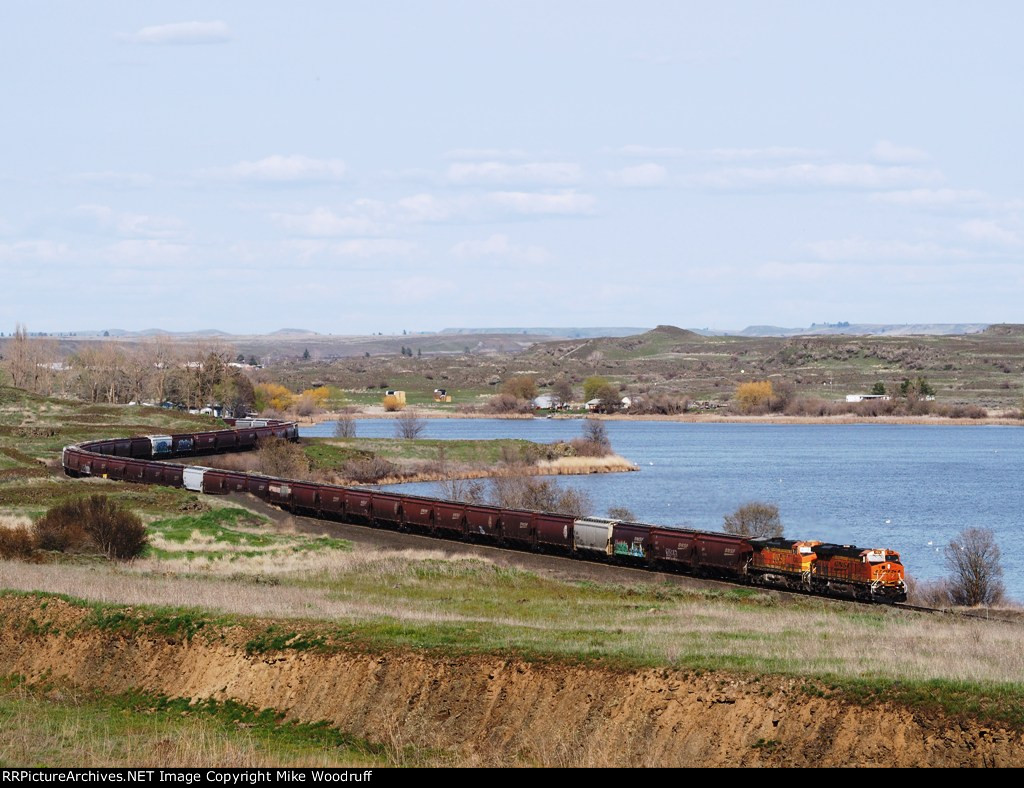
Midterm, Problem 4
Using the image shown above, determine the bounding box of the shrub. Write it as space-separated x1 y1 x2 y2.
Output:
489 475 592 517
723 501 783 538
0 526 36 560
382 395 405 412
258 437 310 478
630 393 689 415
35 495 147 560
395 409 426 439
734 381 774 414
340 457 399 483
254 382 294 412
484 393 533 414
500 376 538 401
905 575 952 608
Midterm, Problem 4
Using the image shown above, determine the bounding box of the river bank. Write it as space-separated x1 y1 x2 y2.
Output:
300 407 1023 427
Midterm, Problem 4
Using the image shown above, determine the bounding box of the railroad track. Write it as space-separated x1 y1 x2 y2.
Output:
61 418 1012 618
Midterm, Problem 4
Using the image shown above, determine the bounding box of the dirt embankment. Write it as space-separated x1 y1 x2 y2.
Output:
1 596 1018 767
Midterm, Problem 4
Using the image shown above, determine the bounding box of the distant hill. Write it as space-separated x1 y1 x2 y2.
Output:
694 323 990 337
982 323 1024 336
268 328 320 336
440 327 649 338
539 324 704 362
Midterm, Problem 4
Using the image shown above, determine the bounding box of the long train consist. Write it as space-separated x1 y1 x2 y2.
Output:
61 419 907 603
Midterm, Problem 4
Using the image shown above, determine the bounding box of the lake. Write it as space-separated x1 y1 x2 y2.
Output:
301 418 1023 597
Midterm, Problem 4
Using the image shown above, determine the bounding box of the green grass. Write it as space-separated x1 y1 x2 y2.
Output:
0 675 400 767
145 506 351 561
304 436 540 470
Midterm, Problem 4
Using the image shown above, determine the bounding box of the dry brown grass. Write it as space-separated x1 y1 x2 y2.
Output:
3 556 1023 686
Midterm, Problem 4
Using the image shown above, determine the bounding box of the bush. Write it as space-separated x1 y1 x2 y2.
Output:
0 526 36 560
629 393 689 415
734 381 773 414
382 395 405 412
35 495 147 560
723 501 783 538
500 376 538 401
905 575 952 608
395 409 426 439
258 437 310 478
489 475 592 517
484 393 533 414
340 457 399 483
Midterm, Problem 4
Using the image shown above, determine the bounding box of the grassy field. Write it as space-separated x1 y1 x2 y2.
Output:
3 552 1023 728
305 436 550 470
1 381 1023 758
0 676 419 767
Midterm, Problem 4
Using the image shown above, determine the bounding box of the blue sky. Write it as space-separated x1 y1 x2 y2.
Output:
1 2 1022 333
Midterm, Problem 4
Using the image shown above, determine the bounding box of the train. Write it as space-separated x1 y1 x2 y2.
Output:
60 419 908 603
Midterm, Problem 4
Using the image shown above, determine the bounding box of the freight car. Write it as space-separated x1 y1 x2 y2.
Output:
60 420 907 603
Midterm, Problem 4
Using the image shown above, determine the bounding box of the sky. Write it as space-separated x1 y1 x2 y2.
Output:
1 2 1022 334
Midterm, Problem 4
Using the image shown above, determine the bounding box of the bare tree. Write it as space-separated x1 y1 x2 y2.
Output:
3 324 58 394
608 506 636 521
489 474 592 517
583 418 611 451
437 477 487 504
551 377 574 408
944 527 1005 607
723 502 784 538
334 415 356 438
395 408 426 439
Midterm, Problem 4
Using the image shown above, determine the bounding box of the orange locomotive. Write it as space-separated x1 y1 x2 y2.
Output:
748 538 907 602
810 543 907 602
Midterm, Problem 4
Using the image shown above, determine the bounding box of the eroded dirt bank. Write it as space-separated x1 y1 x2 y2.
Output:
0 596 1018 767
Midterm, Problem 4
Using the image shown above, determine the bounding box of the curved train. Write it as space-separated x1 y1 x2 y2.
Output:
61 419 907 603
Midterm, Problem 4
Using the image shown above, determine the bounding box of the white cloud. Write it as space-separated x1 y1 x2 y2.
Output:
285 239 417 259
870 140 930 164
706 147 827 162
208 155 347 183
105 240 191 266
446 161 582 186
123 21 230 46
613 145 689 158
0 240 71 263
805 238 970 262
451 234 550 264
271 208 380 237
870 188 987 207
73 204 186 239
959 220 1021 246
70 171 155 188
395 193 455 222
696 163 942 191
612 145 825 161
488 191 596 216
444 148 529 161
608 163 668 187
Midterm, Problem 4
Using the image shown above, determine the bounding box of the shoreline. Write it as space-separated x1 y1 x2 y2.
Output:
300 409 1024 428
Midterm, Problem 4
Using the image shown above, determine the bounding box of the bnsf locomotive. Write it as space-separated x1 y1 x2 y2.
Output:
61 420 907 603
